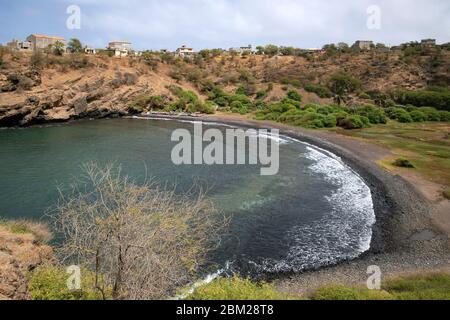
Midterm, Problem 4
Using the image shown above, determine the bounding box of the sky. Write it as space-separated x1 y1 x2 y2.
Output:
0 0 449 51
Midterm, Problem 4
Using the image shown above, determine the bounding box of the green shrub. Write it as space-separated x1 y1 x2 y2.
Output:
287 90 302 102
256 90 268 100
358 92 371 100
316 105 339 115
355 105 387 124
192 101 215 114
331 111 350 124
235 85 255 97
311 285 394 300
392 89 450 111
187 276 293 300
338 115 369 129
387 108 413 123
328 72 361 98
420 107 442 121
409 110 427 122
304 83 333 98
323 115 337 128
29 266 110 300
439 111 450 121
230 101 248 114
392 158 415 168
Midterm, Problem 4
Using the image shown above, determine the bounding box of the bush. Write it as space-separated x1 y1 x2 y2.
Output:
355 105 387 124
30 50 45 68
358 92 371 100
388 108 413 123
187 276 292 300
328 72 361 98
29 266 110 300
256 90 268 100
287 90 302 102
420 107 442 121
316 105 338 115
230 101 248 114
128 94 153 113
323 115 337 128
338 115 369 129
410 110 427 122
439 111 450 121
304 83 333 98
392 158 415 168
392 89 450 111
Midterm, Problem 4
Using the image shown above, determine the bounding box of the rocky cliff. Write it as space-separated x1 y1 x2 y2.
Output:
0 222 53 300
0 48 448 127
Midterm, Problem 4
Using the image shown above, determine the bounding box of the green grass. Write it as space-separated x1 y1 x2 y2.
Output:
0 220 33 234
383 273 450 300
310 285 394 300
187 273 450 300
187 276 297 300
29 266 111 300
327 121 450 187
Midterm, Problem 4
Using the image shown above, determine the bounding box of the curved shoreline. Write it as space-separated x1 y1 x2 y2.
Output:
2 114 449 292
132 114 403 253
132 113 450 289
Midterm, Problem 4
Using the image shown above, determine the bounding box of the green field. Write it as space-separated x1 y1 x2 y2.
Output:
328 121 450 189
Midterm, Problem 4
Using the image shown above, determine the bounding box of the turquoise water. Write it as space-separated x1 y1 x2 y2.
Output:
0 118 375 274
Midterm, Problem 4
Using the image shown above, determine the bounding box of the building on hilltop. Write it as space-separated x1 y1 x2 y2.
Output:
229 45 253 55
26 34 66 51
7 39 32 51
84 47 97 55
108 41 132 57
421 39 436 47
176 45 194 58
351 40 374 51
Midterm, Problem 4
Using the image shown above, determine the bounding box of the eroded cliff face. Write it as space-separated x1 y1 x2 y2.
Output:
0 223 53 300
0 53 189 127
1 49 448 127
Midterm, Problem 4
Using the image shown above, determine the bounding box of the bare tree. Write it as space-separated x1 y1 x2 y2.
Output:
51 163 228 300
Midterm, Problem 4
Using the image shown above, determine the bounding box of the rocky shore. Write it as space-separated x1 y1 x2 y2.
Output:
133 113 450 293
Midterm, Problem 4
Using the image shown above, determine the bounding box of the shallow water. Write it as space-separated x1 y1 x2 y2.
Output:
0 118 375 274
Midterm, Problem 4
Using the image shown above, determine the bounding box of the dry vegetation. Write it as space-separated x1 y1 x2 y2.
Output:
50 163 228 300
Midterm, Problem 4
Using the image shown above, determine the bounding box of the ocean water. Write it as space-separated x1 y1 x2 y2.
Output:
0 118 375 275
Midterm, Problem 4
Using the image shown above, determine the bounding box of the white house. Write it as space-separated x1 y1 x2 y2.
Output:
7 39 32 51
176 45 194 58
108 41 132 57
229 45 253 55
84 47 97 55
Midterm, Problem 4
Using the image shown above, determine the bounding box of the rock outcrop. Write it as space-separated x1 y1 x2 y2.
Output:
0 222 53 300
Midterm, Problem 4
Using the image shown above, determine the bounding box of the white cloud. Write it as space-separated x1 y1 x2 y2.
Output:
9 0 450 50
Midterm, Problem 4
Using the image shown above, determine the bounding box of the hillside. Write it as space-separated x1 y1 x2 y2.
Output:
0 46 449 127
